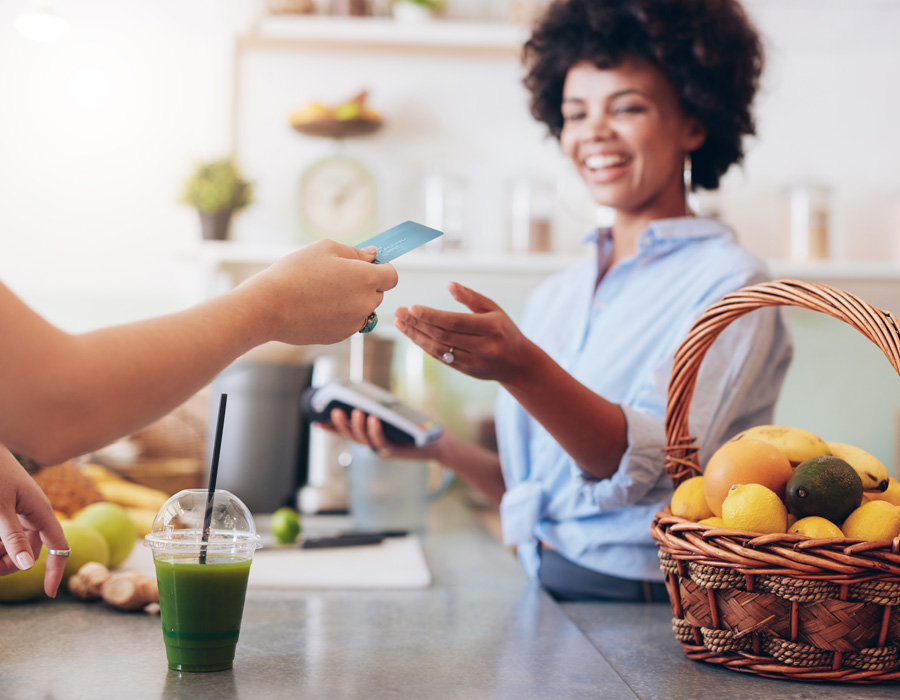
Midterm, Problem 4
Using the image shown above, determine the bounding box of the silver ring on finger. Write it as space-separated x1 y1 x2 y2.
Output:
442 347 455 365
47 548 71 558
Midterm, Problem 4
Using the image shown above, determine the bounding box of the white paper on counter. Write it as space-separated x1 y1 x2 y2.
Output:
122 535 432 590
249 535 432 590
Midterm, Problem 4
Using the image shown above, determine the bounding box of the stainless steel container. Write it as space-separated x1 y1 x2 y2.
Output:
208 351 314 513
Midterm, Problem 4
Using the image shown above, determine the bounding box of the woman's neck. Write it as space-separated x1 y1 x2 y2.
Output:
608 205 694 267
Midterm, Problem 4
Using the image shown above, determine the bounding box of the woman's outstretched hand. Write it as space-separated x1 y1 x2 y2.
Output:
393 282 533 384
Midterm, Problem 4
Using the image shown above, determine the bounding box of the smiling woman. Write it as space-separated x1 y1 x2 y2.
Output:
326 0 793 603
558 57 706 229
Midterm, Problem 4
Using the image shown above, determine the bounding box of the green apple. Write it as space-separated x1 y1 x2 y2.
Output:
74 502 137 568
0 548 49 603
60 520 110 581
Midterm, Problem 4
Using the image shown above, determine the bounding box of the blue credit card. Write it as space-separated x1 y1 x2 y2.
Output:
355 221 443 264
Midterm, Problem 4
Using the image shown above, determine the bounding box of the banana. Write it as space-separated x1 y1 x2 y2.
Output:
728 424 830 468
865 477 900 506
826 441 890 492
123 507 158 537
289 102 333 124
80 462 121 484
96 480 169 511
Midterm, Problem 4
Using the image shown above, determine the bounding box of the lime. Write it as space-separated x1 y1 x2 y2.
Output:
785 456 863 524
270 507 302 545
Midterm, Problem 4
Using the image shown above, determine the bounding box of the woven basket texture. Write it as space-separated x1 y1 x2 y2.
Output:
651 279 900 683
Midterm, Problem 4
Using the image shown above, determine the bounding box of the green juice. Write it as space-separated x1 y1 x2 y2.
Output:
154 554 252 672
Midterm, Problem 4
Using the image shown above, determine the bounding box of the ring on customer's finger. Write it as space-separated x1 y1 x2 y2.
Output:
359 312 378 334
47 548 71 558
442 347 455 365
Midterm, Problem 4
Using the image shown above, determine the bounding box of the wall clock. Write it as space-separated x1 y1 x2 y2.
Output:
298 155 377 243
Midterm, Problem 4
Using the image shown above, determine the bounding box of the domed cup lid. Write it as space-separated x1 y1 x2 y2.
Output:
144 488 261 553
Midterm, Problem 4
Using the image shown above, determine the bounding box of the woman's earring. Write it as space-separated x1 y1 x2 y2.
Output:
683 154 698 212
683 154 692 194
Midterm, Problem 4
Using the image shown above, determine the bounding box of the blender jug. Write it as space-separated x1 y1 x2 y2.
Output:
208 346 313 513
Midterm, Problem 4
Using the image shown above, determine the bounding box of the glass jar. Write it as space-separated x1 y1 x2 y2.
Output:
509 178 555 254
788 184 831 262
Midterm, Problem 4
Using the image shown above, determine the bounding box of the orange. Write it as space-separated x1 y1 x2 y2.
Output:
703 438 792 517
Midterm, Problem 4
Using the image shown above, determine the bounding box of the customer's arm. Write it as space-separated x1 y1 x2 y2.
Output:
0 240 398 465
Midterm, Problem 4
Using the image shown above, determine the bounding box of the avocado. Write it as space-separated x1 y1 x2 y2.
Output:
785 456 863 524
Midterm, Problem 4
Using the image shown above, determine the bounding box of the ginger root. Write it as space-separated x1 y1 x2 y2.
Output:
69 562 111 598
68 562 159 614
101 572 159 611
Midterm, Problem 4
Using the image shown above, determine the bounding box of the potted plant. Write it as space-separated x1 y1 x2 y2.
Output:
180 157 254 241
391 0 443 23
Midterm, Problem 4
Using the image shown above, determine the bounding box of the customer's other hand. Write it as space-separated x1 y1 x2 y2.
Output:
0 448 68 598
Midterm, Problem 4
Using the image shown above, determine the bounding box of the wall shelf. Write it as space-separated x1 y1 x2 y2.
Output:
184 241 900 312
242 16 530 55
186 241 586 273
187 241 900 279
769 259 900 282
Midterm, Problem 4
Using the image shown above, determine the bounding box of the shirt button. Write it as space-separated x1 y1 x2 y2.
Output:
596 301 607 311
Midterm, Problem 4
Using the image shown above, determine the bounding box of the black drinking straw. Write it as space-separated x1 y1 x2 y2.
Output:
200 393 228 564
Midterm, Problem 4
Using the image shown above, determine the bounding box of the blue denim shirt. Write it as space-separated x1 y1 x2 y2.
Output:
495 217 793 582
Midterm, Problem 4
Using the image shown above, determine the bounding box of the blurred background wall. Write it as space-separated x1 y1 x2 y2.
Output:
1 0 899 467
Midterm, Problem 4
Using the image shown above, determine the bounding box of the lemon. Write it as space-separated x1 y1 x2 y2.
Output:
790 516 844 539
270 507 302 545
841 501 900 541
864 477 900 507
698 516 725 527
671 476 713 521
721 483 787 534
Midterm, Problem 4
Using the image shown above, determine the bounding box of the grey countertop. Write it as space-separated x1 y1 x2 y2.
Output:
1 489 898 699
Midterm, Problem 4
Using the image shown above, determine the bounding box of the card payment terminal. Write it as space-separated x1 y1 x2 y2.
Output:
301 380 443 448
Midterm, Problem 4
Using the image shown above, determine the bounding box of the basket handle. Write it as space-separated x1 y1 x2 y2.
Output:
663 278 900 486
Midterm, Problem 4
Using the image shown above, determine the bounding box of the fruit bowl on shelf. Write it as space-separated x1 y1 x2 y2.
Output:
289 90 383 139
290 116 382 139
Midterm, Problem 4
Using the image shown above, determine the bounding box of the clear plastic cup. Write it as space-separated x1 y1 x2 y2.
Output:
144 489 261 672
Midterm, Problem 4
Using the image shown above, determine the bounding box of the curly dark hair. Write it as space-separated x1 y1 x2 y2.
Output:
523 0 764 191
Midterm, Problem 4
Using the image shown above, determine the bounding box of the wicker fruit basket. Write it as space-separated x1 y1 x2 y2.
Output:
651 279 900 683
